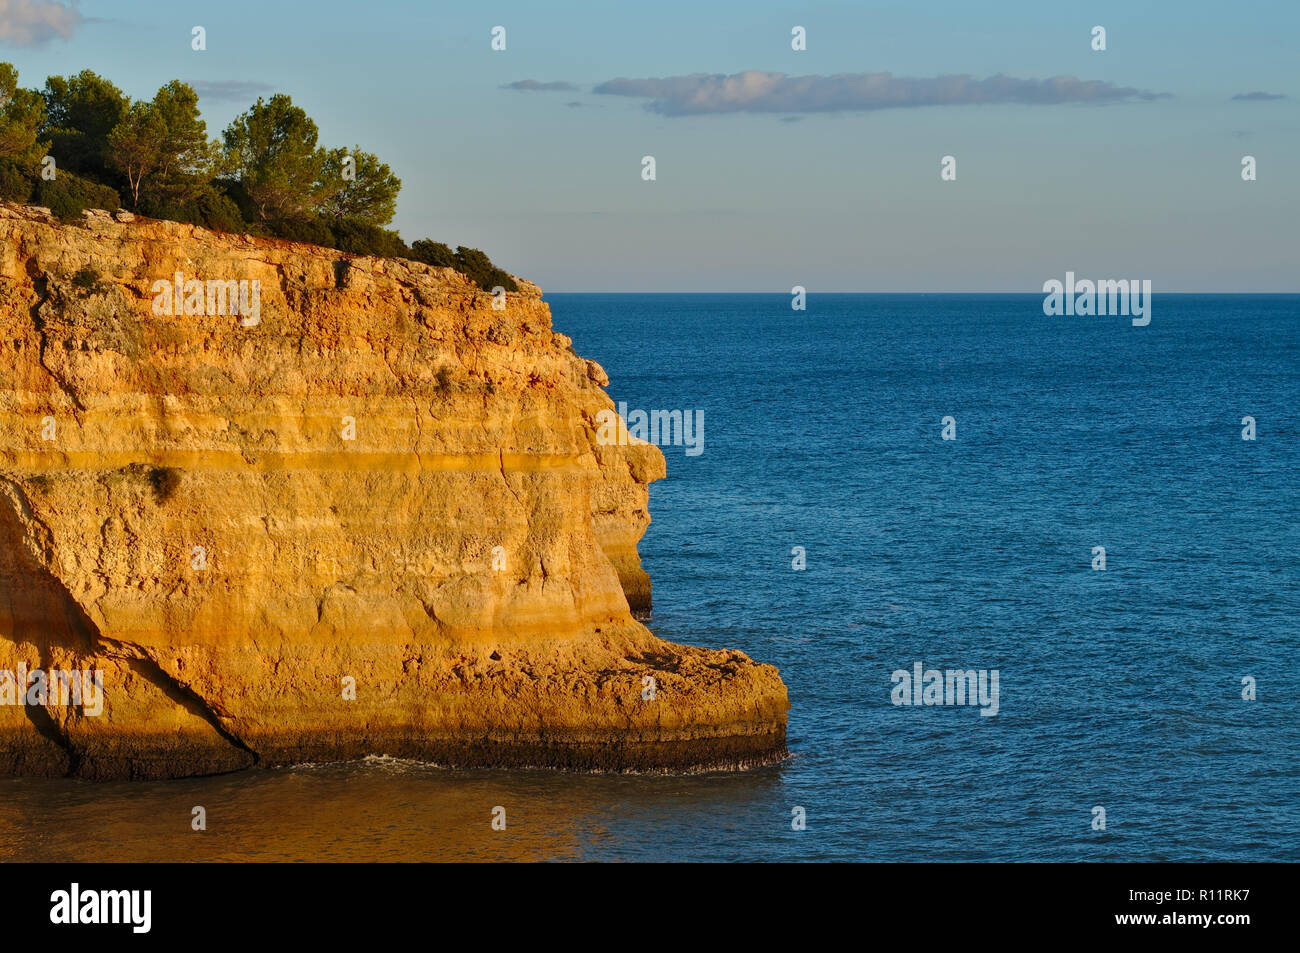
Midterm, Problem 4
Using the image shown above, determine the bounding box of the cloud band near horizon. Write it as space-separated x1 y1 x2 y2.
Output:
503 79 578 92
592 70 1169 116
1230 91 1286 101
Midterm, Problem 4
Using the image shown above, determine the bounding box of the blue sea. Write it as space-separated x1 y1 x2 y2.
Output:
3 294 1297 862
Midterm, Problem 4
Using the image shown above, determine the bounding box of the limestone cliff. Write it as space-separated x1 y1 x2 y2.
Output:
0 202 788 779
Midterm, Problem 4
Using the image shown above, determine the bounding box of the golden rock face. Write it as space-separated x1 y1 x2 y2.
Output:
0 203 788 779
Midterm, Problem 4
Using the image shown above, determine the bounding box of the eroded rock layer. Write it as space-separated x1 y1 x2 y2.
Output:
0 203 788 779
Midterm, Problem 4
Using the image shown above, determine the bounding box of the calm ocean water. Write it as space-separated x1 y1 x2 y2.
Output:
4 293 1297 862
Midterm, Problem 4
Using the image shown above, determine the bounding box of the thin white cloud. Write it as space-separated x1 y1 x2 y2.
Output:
502 80 578 92
594 70 1169 116
0 0 80 47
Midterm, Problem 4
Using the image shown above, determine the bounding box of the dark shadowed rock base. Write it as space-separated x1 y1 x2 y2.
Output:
1 726 788 779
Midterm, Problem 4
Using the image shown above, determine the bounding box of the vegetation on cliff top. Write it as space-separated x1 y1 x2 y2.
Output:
0 64 516 291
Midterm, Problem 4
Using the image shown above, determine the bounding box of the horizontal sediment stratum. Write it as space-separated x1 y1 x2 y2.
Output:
0 202 788 779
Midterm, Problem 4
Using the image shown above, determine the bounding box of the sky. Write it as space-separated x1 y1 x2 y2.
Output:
1 0 1297 291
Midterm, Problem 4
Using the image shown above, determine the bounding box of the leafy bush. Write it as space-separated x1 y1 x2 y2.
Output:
71 266 109 296
408 241 515 290
139 184 249 235
409 239 456 268
453 245 518 292
192 187 248 234
329 218 409 258
482 266 518 293
215 177 260 227
0 160 34 202
36 170 120 220
268 215 333 246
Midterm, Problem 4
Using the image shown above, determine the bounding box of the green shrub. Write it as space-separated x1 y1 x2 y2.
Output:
139 184 249 235
454 245 518 292
482 266 518 293
268 215 333 246
409 239 456 268
215 177 259 226
36 170 120 221
71 266 109 296
409 241 515 290
195 188 249 234
0 160 34 203
330 218 409 258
